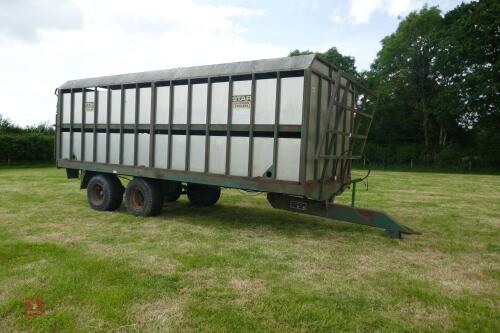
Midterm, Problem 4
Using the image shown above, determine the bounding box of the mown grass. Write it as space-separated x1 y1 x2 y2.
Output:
0 167 498 332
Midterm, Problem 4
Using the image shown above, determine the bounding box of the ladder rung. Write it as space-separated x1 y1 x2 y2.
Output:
327 130 367 139
355 110 373 119
318 155 362 160
327 129 349 135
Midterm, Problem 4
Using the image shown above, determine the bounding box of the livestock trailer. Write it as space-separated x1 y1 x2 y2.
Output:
55 55 416 238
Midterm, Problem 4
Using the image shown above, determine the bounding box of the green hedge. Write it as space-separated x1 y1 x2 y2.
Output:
0 133 54 165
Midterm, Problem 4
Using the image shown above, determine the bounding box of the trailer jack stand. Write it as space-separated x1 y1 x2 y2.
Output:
267 193 419 238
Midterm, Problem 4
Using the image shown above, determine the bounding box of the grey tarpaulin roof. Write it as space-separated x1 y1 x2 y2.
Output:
58 55 317 90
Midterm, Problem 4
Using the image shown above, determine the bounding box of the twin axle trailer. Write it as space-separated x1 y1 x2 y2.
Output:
56 55 417 238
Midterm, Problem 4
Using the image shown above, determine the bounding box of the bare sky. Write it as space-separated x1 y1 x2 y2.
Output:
0 0 468 126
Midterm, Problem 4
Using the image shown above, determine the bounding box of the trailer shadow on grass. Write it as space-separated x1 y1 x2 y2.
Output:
143 199 381 240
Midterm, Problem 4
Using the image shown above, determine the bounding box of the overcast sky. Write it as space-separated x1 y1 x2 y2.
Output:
0 0 468 126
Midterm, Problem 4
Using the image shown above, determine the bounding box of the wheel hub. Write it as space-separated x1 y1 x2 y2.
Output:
91 183 104 204
130 188 145 209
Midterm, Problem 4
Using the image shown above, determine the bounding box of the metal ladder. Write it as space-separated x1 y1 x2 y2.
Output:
314 71 376 200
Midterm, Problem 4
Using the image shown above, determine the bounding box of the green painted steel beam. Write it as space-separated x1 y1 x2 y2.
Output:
267 193 419 238
57 159 342 200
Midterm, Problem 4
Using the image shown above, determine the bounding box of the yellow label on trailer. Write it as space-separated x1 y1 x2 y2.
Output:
84 102 95 112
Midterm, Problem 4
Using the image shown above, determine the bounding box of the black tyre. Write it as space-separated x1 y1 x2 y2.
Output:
87 174 124 211
162 180 182 202
186 183 221 206
124 178 164 216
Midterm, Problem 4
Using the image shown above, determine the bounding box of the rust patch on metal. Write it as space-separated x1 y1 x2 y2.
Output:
356 208 376 219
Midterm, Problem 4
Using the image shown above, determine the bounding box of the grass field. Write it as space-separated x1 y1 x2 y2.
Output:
0 167 499 332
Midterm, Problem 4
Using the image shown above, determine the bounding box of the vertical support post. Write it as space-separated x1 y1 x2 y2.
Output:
247 73 256 177
313 76 322 180
167 82 174 169
134 84 139 166
204 77 212 173
105 86 111 164
69 89 74 160
225 76 233 175
185 79 192 171
149 82 157 168
299 69 311 184
330 71 342 182
119 85 125 165
340 81 352 181
272 72 281 180
351 181 357 207
328 67 335 181
346 88 357 177
93 87 98 162
81 88 86 161
56 90 63 160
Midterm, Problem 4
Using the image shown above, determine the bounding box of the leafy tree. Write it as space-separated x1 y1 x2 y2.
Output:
436 0 500 164
371 6 443 150
289 47 358 77
321 47 357 77
0 114 21 133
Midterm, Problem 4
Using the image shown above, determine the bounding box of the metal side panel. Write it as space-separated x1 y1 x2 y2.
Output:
230 136 249 176
279 76 304 125
139 87 151 124
311 59 330 78
73 92 83 125
154 134 169 168
211 82 228 124
84 91 95 125
109 133 120 164
137 133 150 167
208 136 226 174
252 137 273 177
96 133 106 163
173 85 188 124
231 80 251 124
123 133 135 165
62 93 71 123
124 88 136 124
72 132 82 160
191 83 208 124
84 132 94 162
254 78 276 125
111 90 121 124
277 138 301 182
97 90 108 124
189 135 205 172
156 86 170 124
62 132 70 159
171 134 186 170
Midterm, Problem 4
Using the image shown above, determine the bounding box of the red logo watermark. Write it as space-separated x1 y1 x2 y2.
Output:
24 299 44 316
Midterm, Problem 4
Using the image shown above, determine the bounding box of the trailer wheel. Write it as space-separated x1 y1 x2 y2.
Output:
125 178 163 216
87 174 124 211
162 180 182 202
187 183 221 206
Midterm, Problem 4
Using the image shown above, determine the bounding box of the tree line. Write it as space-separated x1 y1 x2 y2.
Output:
0 115 54 165
1 0 498 170
291 0 499 170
